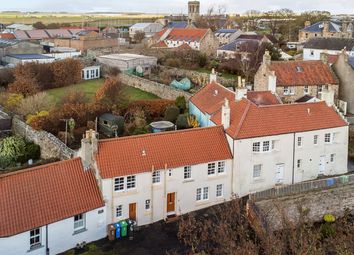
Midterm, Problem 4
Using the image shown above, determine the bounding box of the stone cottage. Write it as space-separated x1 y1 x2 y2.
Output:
254 51 339 103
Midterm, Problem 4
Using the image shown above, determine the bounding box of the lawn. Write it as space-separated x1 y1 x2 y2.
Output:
47 79 159 105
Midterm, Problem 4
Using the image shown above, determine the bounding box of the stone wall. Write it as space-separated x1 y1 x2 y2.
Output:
254 183 354 230
158 65 236 88
121 73 192 101
12 116 75 160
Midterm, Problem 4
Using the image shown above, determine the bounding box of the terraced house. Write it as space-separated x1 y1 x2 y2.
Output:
254 51 339 103
0 159 106 255
79 127 233 226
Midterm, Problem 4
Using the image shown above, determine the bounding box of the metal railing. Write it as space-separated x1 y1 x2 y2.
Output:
249 173 354 201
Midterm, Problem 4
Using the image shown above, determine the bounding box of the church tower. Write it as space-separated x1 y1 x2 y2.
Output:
188 1 200 23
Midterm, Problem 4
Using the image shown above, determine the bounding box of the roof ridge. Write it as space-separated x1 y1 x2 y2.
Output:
232 100 252 138
98 125 224 144
0 157 81 179
258 101 326 109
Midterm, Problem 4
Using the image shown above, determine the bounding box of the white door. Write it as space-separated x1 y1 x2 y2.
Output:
275 164 284 184
319 155 326 175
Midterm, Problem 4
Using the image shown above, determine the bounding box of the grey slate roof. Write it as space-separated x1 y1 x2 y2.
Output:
302 21 342 33
304 38 354 51
167 21 188 29
7 54 54 60
0 39 20 48
349 57 354 69
219 38 260 52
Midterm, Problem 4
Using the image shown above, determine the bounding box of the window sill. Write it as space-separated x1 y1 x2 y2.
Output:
252 178 265 184
196 200 210 206
27 245 44 253
73 228 87 236
183 179 194 183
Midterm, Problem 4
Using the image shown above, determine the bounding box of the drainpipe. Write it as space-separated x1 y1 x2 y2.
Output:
163 163 167 220
292 133 296 184
231 139 235 196
45 225 49 255
150 165 154 224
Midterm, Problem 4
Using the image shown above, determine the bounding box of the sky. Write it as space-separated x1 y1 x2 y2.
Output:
1 0 354 14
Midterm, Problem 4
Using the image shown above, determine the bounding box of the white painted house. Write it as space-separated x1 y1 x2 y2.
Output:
0 158 106 255
209 97 348 197
79 127 233 227
303 37 354 61
82 66 100 80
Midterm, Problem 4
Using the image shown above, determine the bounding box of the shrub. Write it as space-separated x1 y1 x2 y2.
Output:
127 100 174 120
16 92 54 117
95 76 123 107
0 136 27 163
164 105 180 123
176 114 189 129
24 143 41 161
198 53 208 68
26 111 50 127
0 68 14 88
175 96 187 113
4 93 23 112
320 223 336 238
8 75 39 96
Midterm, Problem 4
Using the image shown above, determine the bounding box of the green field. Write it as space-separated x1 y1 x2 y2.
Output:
0 12 162 26
46 78 159 105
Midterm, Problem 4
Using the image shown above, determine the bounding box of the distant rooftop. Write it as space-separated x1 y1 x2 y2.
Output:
349 57 354 69
7 54 54 60
98 53 156 61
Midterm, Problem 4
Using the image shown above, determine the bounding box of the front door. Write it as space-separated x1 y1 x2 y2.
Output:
129 203 136 221
319 156 326 175
275 164 284 184
167 192 176 215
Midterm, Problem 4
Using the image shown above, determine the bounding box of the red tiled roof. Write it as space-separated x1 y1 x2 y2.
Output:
26 29 50 39
45 29 72 38
177 43 192 50
0 33 16 39
190 82 281 115
327 54 339 64
211 99 347 139
151 40 168 48
270 60 337 86
0 158 104 237
190 82 235 115
156 28 209 42
96 126 233 179
247 91 281 106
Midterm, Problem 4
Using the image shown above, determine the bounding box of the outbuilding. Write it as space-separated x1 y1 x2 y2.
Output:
3 54 55 65
82 66 100 80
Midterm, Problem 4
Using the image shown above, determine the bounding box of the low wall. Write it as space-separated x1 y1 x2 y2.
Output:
158 65 236 87
12 116 75 160
254 183 354 230
121 73 192 101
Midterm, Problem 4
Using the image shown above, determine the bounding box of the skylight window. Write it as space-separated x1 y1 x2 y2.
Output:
296 66 303 72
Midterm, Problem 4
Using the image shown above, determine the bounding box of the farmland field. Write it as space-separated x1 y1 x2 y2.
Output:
0 12 163 26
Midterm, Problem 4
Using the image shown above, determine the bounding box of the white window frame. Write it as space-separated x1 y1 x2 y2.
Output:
126 175 136 190
304 86 309 94
114 177 124 192
184 166 191 179
253 164 262 178
318 85 323 94
297 159 302 169
252 142 260 152
196 187 209 201
284 86 295 95
217 161 225 174
314 135 318 145
216 184 223 198
152 171 160 184
116 205 123 217
30 228 41 249
283 86 289 95
145 199 151 210
289 86 295 95
74 213 85 231
325 133 332 144
207 163 216 175
297 137 303 147
263 141 270 152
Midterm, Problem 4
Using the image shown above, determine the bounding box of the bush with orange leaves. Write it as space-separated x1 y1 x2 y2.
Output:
95 76 123 108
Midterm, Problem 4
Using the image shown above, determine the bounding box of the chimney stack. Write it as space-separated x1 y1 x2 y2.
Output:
268 71 277 93
210 68 217 83
320 51 329 65
320 87 335 107
263 50 271 65
79 129 98 170
221 98 231 130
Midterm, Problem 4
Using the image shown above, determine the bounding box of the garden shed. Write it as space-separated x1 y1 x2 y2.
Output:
98 113 124 137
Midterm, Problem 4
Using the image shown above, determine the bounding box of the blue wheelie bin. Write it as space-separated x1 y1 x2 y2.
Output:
114 222 121 238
